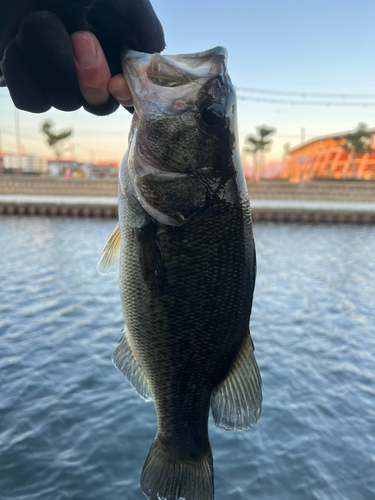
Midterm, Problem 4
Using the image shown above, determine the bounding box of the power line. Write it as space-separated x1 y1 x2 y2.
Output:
14 125 126 138
237 95 375 107
1 128 119 156
235 86 375 99
2 82 375 101
1 128 48 145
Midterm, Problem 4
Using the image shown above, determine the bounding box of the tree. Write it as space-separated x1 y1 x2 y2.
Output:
244 125 276 180
40 120 73 169
342 123 373 178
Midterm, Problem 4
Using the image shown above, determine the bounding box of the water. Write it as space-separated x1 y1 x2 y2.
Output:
1 217 374 500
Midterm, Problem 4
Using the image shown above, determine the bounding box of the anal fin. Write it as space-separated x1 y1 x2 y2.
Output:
112 328 153 402
211 331 262 430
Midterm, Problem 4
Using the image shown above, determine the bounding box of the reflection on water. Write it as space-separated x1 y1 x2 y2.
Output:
1 217 374 500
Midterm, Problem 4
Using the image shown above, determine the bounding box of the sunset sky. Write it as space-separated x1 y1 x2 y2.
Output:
1 0 375 165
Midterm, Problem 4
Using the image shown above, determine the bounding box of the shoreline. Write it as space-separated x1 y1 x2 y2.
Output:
0 177 374 224
1 194 374 224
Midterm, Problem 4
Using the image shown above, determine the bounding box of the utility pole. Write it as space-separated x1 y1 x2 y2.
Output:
301 127 306 143
14 108 21 168
0 127 2 153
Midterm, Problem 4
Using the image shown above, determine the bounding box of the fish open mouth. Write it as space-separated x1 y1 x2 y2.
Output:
121 46 228 115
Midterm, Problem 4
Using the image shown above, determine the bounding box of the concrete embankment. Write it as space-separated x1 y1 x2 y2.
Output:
0 176 374 223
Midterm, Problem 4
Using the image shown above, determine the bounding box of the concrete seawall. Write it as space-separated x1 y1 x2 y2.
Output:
1 177 374 223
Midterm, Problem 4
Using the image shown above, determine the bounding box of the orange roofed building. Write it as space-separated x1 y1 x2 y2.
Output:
284 129 375 182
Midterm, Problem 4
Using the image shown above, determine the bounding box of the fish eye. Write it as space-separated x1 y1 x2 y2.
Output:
201 102 225 126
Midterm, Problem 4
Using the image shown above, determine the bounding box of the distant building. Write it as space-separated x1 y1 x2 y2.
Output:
89 160 119 178
3 154 48 174
1 154 119 178
284 130 375 181
47 158 80 177
47 158 119 178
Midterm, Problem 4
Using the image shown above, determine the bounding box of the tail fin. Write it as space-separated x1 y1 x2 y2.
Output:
141 435 214 500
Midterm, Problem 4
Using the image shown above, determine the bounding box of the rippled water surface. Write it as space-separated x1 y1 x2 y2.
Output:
1 217 374 500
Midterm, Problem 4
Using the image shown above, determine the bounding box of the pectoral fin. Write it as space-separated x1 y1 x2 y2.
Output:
97 222 121 275
134 222 167 294
112 328 153 402
211 330 262 430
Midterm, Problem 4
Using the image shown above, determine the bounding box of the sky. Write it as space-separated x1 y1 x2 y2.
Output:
1 0 375 164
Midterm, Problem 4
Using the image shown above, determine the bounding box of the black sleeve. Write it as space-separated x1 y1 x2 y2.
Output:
0 0 165 115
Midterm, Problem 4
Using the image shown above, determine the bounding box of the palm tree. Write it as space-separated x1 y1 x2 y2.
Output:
40 120 73 172
342 123 373 178
244 125 276 180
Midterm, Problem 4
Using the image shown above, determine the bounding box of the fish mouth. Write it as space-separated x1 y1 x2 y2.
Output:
122 46 232 177
121 46 228 114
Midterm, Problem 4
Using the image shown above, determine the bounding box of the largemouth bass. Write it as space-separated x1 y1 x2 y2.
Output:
98 46 262 500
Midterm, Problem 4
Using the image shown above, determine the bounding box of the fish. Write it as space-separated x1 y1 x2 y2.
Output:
98 46 262 500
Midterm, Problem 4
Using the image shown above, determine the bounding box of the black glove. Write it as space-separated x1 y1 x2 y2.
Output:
0 0 165 115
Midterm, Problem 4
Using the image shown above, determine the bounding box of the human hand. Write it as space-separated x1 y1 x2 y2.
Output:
0 0 164 115
71 31 133 110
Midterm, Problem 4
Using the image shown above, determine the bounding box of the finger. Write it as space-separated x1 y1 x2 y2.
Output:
5 11 82 112
108 74 133 107
71 31 111 107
